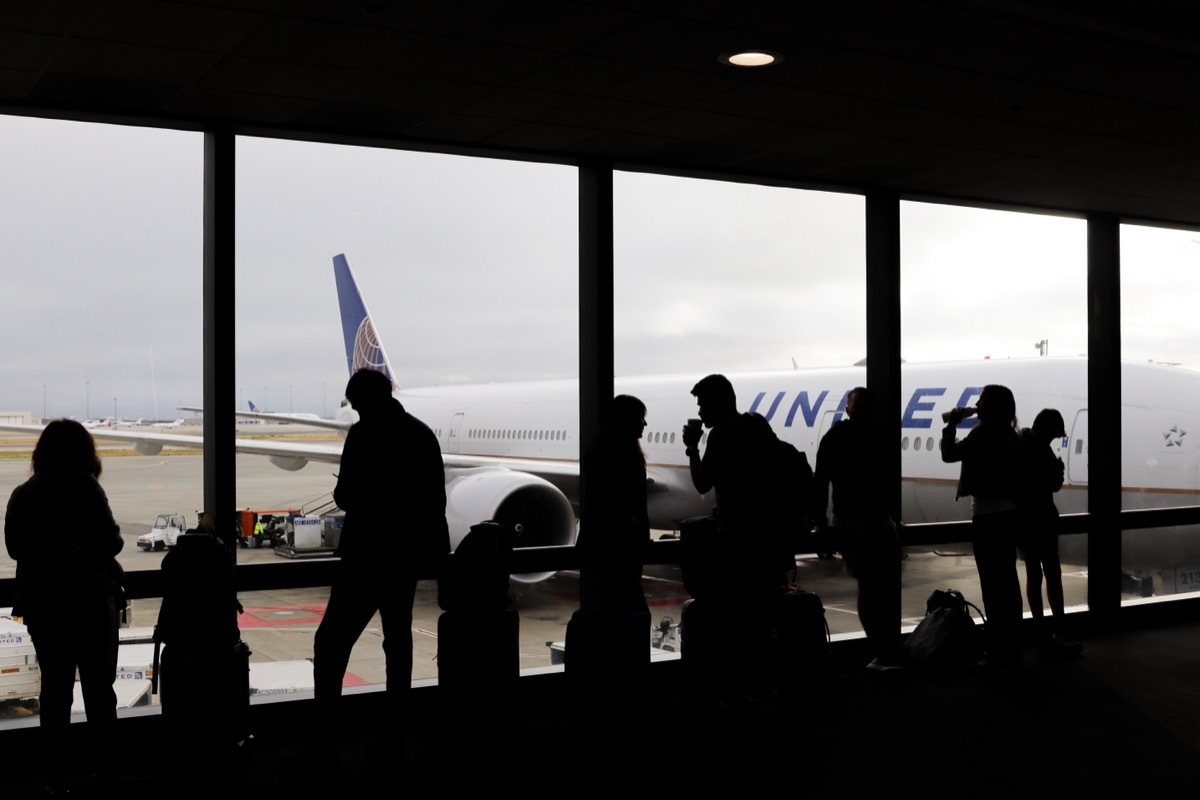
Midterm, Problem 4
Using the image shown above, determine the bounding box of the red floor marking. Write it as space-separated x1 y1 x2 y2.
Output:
342 673 366 687
238 603 327 628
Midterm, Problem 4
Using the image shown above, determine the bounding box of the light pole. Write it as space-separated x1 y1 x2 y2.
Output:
86 380 90 419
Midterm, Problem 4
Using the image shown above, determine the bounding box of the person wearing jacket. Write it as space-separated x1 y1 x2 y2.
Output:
5 419 124 795
941 384 1023 670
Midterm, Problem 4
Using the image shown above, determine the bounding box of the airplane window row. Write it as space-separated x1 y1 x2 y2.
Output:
467 428 569 442
646 431 679 445
900 436 936 452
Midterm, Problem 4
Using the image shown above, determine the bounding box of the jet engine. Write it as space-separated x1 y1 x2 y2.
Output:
268 455 309 471
444 467 577 584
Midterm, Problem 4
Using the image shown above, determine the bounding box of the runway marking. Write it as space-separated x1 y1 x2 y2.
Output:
343 673 366 687
239 603 326 627
413 627 437 639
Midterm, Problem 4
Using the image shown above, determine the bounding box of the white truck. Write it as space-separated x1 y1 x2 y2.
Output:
136 513 189 551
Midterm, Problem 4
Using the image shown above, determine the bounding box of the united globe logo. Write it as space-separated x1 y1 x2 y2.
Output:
352 318 388 373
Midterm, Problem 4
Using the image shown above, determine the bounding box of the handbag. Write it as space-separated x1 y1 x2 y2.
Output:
902 589 984 669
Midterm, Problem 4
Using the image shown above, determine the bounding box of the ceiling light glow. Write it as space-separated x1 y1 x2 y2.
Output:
722 51 780 67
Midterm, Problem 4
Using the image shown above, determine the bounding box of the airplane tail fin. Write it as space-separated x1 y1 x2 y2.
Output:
248 400 258 412
333 254 397 388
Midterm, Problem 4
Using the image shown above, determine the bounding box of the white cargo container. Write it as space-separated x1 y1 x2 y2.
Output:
0 611 40 708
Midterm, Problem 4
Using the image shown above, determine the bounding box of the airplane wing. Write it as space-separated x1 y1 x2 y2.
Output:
232 410 352 433
0 421 578 478
0 422 344 465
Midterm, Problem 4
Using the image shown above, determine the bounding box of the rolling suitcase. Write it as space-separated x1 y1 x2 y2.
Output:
770 586 830 703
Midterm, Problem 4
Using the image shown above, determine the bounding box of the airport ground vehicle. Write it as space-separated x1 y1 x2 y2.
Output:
135 513 189 551
0 611 39 716
236 509 301 549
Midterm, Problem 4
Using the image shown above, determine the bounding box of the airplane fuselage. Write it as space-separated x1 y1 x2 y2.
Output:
397 357 1200 555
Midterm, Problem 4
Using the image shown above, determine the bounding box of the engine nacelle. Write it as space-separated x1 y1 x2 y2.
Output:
269 455 309 471
445 468 577 584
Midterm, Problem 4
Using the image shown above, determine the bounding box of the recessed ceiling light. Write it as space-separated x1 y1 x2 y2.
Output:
720 51 782 67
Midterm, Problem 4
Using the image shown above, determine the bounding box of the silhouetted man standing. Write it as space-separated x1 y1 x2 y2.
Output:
813 387 902 671
313 368 449 759
683 373 787 589
682 374 789 705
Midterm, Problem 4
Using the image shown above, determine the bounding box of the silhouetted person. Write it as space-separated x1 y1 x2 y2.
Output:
572 395 652 714
683 374 790 589
5 419 123 796
682 374 786 703
579 394 651 615
813 387 902 671
312 368 449 763
941 384 1023 670
1017 408 1082 657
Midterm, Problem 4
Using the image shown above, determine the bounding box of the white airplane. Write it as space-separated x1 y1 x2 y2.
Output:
176 401 331 426
4 254 1199 584
245 401 323 423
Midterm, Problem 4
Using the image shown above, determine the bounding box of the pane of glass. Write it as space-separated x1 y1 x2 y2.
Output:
0 115 201 727
899 201 1088 633
1121 526 1200 600
1118 224 1200 594
233 137 578 690
613 172 867 640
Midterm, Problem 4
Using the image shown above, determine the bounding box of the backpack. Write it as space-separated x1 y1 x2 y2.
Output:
155 532 243 655
771 434 814 563
902 589 984 670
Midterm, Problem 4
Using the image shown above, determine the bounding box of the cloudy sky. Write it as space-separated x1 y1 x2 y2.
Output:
1 113 1197 421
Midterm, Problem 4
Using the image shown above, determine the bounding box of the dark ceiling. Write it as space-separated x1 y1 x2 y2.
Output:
4 0 1200 226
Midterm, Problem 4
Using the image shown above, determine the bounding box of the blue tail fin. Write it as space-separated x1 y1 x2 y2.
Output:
248 400 258 412
333 254 396 386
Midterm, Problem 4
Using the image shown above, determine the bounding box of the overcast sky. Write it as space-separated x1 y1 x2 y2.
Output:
1 114 1197 420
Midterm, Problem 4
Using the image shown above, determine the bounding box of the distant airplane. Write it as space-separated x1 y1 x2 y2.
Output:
4 254 1199 585
151 418 185 429
245 401 322 423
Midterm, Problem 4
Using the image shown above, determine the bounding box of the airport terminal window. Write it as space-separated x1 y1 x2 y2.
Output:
8 115 1192 725
614 171 867 636
232 136 579 691
900 200 1088 617
0 114 201 727
1119 223 1200 599
0 115 202 582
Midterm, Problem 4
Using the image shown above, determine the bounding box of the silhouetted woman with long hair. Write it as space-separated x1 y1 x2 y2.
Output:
5 419 124 795
941 384 1023 669
580 394 651 614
